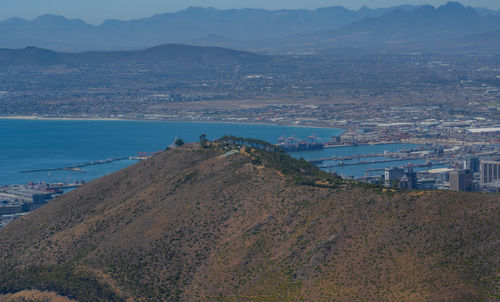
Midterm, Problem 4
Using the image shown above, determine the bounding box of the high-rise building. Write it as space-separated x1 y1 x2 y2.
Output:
385 167 404 187
450 169 473 192
399 167 417 190
482 181 500 193
480 160 500 185
464 156 480 173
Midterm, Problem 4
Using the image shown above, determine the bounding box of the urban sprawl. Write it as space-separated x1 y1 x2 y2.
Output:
1 51 499 227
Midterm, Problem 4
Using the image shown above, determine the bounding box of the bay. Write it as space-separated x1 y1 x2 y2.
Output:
0 119 343 186
1 119 434 185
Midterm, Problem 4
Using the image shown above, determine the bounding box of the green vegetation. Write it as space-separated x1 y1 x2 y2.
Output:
174 138 185 147
199 134 209 148
216 135 344 187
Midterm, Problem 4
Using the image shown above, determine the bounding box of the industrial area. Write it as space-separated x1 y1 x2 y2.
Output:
275 128 500 192
0 182 84 227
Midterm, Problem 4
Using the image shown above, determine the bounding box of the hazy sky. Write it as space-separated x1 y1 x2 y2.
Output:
1 0 499 24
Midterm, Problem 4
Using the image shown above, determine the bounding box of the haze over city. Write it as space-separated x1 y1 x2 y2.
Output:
0 0 499 23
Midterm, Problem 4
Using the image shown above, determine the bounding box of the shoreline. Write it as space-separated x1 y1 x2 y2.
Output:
0 116 123 122
0 115 346 132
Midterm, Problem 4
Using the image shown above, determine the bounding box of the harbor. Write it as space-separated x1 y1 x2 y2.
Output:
2 129 498 231
319 159 440 168
0 180 85 228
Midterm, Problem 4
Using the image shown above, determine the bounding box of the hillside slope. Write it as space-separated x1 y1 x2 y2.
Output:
0 142 498 301
0 44 265 68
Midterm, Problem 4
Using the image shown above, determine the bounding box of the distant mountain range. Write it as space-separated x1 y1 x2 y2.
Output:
0 2 499 52
284 2 500 50
0 44 265 68
0 5 415 51
475 7 500 16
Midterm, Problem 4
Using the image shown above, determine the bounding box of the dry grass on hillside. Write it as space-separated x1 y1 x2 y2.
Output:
0 290 77 302
0 144 498 301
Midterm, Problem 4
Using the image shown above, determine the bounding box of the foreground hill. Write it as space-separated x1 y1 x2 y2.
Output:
0 44 265 68
0 140 498 301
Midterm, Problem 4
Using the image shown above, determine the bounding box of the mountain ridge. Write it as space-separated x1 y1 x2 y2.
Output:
282 1 500 49
0 44 266 68
0 141 498 301
0 3 462 51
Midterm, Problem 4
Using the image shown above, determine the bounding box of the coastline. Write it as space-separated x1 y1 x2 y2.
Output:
0 118 422 188
0 117 346 187
0 116 123 122
0 115 346 132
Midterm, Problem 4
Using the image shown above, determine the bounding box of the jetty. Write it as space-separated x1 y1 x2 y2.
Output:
319 158 416 168
364 162 443 172
20 157 131 174
307 147 436 164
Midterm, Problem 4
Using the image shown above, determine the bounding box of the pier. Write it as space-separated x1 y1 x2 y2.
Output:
310 154 426 164
309 153 388 164
20 157 131 174
19 167 85 173
320 158 420 168
364 162 443 172
307 147 436 164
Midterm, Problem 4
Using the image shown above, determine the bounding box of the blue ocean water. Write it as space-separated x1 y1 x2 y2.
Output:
0 119 434 185
0 119 343 186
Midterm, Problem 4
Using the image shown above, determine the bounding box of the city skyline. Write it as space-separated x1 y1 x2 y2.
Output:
0 0 499 24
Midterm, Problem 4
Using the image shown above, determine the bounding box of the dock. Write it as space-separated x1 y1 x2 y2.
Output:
309 153 388 164
20 157 132 174
20 167 85 173
364 162 443 172
308 147 435 164
320 158 419 168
